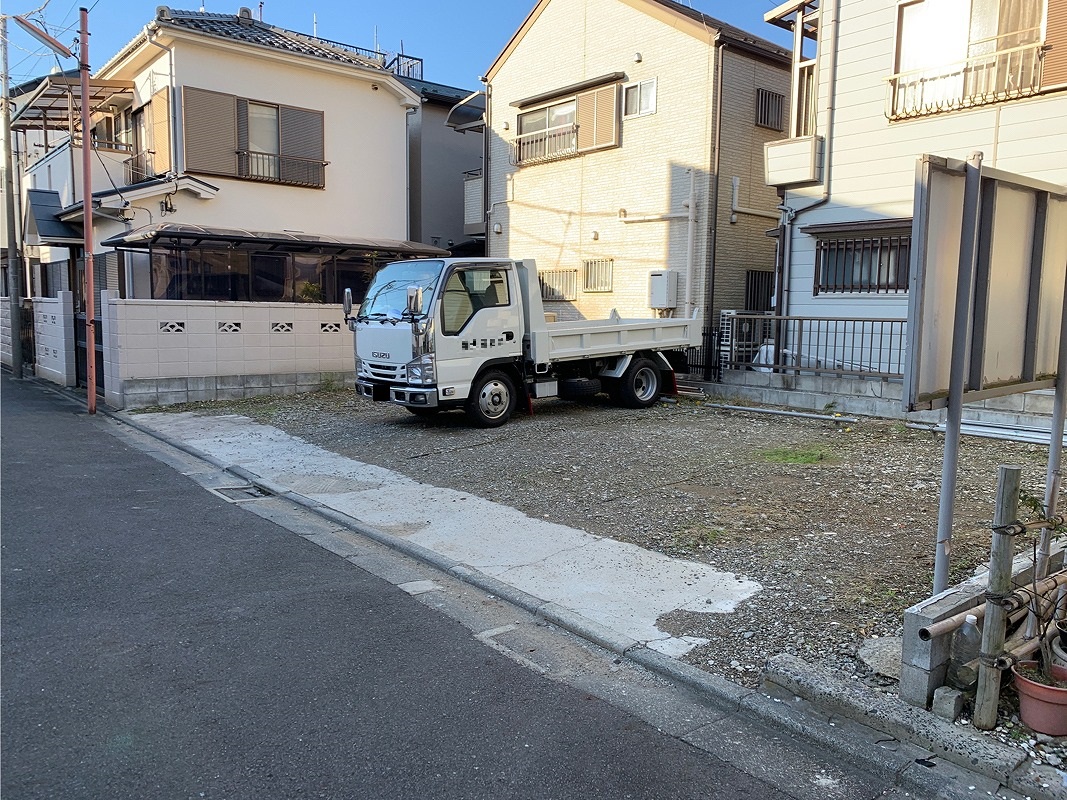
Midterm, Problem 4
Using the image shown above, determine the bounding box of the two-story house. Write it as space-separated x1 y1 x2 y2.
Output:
754 0 1066 390
15 6 452 310
482 0 791 371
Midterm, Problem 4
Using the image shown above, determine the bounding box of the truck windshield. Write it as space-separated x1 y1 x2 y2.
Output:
357 260 443 321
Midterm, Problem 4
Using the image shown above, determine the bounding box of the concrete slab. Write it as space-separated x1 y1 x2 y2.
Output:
132 412 763 656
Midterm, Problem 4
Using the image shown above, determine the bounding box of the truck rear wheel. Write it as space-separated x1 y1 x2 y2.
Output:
466 370 515 427
615 357 661 408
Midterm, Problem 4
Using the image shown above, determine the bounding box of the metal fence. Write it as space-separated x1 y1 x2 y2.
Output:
719 313 907 379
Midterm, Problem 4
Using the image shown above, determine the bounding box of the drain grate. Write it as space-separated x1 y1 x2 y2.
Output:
213 485 271 502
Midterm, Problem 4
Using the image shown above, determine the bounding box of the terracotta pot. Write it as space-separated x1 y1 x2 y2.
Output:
1012 661 1067 737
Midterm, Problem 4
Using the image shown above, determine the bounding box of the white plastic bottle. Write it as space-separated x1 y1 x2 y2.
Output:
946 614 981 691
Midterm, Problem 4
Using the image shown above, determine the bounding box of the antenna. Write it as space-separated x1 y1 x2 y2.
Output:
259 2 264 21
313 13 317 37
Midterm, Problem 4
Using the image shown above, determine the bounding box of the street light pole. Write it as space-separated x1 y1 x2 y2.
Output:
2 15 25 379
78 7 96 413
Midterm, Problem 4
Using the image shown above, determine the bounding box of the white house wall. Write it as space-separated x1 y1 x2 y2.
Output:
781 0 1067 321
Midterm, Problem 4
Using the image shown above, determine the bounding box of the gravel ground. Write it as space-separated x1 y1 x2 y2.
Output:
138 387 1065 749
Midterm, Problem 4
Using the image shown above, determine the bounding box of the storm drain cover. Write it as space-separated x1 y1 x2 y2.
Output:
213 486 271 502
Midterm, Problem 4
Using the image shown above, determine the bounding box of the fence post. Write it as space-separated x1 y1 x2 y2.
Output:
973 464 1022 730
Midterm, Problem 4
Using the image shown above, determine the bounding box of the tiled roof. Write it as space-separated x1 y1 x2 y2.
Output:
154 7 386 69
398 77 472 104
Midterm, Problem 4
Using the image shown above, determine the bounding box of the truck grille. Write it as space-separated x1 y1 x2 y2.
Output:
365 362 404 380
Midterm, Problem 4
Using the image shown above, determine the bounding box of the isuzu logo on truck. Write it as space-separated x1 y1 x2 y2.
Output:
372 352 390 359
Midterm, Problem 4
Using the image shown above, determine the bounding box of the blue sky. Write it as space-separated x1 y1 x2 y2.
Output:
7 1 793 90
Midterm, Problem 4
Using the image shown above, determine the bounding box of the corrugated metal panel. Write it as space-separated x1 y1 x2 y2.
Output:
150 87 171 175
182 86 238 177
1045 1 1067 87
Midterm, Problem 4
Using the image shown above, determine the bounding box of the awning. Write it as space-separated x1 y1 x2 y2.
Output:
11 74 135 132
446 91 486 131
100 222 451 257
24 189 82 246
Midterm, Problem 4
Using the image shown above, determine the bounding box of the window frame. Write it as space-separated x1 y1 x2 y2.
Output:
622 79 657 119
812 233 912 296
755 88 786 132
582 258 614 293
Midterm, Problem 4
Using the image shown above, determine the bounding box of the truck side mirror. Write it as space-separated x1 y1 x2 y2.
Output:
406 285 423 316
343 288 353 316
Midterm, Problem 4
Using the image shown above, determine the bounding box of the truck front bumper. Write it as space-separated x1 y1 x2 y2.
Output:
357 380 438 408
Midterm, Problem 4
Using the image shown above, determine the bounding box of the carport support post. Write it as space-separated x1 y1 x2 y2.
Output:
973 464 1020 731
933 152 983 595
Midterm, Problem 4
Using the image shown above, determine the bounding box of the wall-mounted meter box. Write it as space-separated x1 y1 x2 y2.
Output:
649 270 678 309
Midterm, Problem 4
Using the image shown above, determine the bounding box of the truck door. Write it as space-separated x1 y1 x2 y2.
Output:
434 264 522 400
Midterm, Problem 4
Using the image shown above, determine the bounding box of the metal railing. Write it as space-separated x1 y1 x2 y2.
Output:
794 61 817 137
123 150 157 185
510 124 579 166
238 151 326 188
886 40 1044 120
285 31 424 80
720 313 907 379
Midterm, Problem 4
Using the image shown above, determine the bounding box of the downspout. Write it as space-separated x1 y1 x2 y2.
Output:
145 25 177 173
684 167 696 318
481 78 492 255
704 37 727 347
777 0 840 318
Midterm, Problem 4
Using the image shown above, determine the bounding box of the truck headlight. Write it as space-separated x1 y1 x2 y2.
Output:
406 354 436 385
354 356 364 375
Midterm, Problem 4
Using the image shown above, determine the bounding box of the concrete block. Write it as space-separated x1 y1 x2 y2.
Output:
1022 390 1055 416
156 391 190 407
244 373 270 389
217 374 245 389
216 388 245 401
185 376 217 392
899 661 942 708
931 686 964 722
980 393 1026 412
270 372 299 387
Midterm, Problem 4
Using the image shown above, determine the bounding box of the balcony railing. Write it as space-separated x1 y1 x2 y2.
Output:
720 312 907 379
123 150 158 185
510 124 579 166
886 40 1044 120
237 151 326 188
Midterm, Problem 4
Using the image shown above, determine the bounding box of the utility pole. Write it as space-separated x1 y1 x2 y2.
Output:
2 15 25 379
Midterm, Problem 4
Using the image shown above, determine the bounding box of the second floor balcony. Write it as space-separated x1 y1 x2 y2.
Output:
886 40 1046 120
509 124 579 167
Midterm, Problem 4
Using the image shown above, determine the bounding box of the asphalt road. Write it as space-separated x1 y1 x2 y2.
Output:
0 375 797 800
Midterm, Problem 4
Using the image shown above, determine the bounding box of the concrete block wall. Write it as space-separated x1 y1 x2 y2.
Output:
101 293 355 409
33 292 76 387
0 296 10 369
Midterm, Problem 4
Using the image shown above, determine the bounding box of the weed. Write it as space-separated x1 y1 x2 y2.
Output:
760 446 831 465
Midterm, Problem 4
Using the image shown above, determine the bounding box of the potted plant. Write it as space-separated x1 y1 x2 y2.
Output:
1010 500 1067 736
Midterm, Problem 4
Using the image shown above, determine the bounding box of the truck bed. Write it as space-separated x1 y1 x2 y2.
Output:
527 314 701 364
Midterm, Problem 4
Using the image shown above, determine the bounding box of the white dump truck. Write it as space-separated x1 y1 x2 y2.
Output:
342 258 701 427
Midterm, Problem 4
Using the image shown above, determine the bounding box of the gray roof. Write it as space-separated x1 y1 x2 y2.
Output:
398 77 473 105
651 0 790 62
24 189 81 244
153 7 386 69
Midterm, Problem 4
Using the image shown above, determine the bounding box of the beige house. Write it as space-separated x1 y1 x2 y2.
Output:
482 0 790 367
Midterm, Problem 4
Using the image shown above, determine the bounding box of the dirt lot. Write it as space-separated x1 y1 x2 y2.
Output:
144 388 1063 688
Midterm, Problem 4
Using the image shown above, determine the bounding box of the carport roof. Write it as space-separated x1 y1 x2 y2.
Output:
101 223 450 257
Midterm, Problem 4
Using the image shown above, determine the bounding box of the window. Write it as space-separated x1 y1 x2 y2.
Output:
814 235 911 295
582 258 613 292
183 86 326 187
623 79 657 118
538 269 578 301
440 267 510 335
755 88 785 131
514 99 577 165
511 84 619 166
889 0 1060 119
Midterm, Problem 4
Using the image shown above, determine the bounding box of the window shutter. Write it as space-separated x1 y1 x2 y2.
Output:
182 86 238 177
236 99 249 175
1045 1 1067 87
576 85 618 152
150 87 171 175
279 106 325 186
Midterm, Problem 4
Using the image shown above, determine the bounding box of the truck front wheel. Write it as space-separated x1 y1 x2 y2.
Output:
615 357 661 409
466 370 516 427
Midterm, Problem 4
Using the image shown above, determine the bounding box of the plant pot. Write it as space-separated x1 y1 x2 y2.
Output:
1012 661 1067 737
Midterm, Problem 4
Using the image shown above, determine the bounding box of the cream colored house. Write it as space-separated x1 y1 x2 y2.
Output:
13 5 447 309
483 0 791 363
761 0 1067 363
